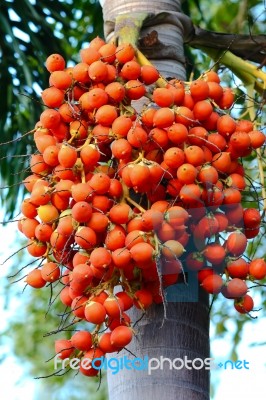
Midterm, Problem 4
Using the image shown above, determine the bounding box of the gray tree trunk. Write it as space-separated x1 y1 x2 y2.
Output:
100 1 210 399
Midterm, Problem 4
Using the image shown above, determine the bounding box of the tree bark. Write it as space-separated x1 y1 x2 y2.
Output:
106 293 210 400
101 0 186 80
100 1 210 399
186 26 266 65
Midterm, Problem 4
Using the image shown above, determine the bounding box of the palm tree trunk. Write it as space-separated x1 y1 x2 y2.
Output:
100 1 210 399
107 294 210 400
101 0 186 80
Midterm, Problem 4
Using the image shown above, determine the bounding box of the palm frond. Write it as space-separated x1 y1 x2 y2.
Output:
0 0 102 218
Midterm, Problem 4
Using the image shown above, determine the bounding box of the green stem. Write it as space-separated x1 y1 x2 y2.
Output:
125 196 146 213
199 47 266 95
115 13 148 46
135 49 166 88
114 14 168 88
246 86 266 211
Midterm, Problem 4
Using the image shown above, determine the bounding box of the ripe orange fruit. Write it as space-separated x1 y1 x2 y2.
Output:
129 242 154 265
85 301 107 324
41 262 60 282
226 278 248 298
71 295 89 318
249 258 266 280
58 145 78 168
212 152 231 174
80 144 100 168
89 60 108 82
45 54 65 72
79 88 108 111
35 223 53 242
103 296 124 318
190 79 209 101
243 208 261 229
203 243 226 265
37 204 59 224
193 100 213 121
72 201 92 223
40 109 61 129
127 124 148 147
121 60 141 80
26 269 46 288
125 79 146 100
129 163 151 188
74 227 97 250
217 114 236 137
197 165 219 186
54 339 74 359
164 147 185 169
80 46 101 64
89 172 111 194
161 240 185 260
234 294 254 314
226 231 247 257
167 123 188 145
72 264 93 284
153 107 175 128
89 36 106 50
90 247 112 268
105 81 126 102
184 145 205 166
133 289 153 309
112 115 133 137
175 106 195 127
41 87 64 108
217 87 234 109
80 348 104 376
248 130 265 148
226 258 249 279
20 218 39 239
201 274 223 294
98 42 117 63
71 331 92 351
95 104 118 126
49 70 72 91
140 65 159 84
110 325 133 348
116 291 134 311
153 88 174 107
98 332 119 353
207 81 223 101
116 43 135 63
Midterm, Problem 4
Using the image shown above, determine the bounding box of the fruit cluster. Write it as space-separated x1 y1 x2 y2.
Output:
17 36 265 377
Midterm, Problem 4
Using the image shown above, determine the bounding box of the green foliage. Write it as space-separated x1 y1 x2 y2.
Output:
0 0 103 218
183 0 265 33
